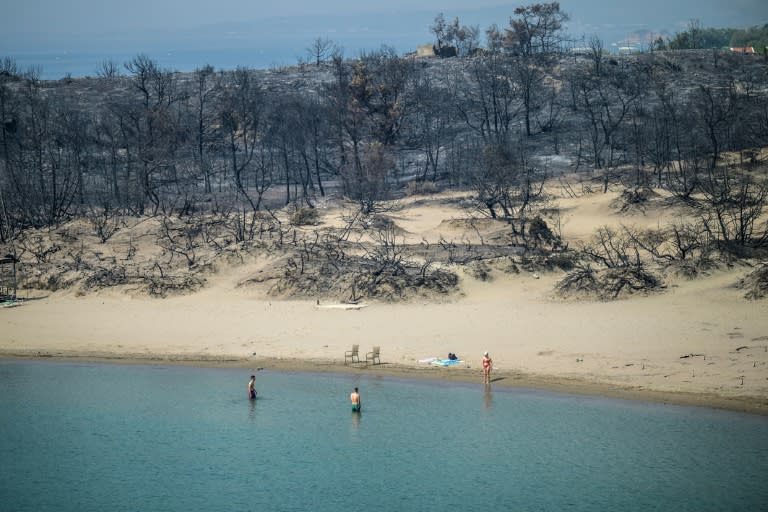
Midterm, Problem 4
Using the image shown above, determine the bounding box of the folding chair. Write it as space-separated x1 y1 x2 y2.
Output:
365 346 381 365
344 344 360 365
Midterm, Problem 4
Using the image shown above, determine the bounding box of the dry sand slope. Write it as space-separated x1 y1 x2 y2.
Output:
1 188 767 413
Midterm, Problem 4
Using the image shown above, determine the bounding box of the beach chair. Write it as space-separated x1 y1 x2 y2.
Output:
365 346 381 365
344 344 360 365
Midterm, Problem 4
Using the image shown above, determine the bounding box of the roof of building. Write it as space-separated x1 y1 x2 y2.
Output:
729 47 756 54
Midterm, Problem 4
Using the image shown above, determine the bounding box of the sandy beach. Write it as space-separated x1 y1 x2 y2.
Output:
2 189 767 414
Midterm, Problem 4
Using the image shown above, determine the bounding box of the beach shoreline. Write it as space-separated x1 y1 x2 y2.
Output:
2 190 766 417
2 350 766 416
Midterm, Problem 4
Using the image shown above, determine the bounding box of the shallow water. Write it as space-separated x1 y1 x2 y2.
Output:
1 360 767 511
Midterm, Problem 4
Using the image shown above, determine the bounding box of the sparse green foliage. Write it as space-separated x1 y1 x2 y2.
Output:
667 22 768 51
504 2 569 56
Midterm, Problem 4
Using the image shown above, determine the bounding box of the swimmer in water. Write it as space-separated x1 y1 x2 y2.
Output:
350 387 361 412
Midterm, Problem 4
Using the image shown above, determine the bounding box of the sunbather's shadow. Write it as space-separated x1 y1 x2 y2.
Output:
490 376 506 383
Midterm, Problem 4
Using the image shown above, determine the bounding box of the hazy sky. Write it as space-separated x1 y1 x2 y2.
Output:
3 0 767 36
3 0 508 34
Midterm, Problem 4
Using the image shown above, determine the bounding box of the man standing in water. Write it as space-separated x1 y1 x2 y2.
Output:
482 351 493 385
350 387 361 412
248 375 257 400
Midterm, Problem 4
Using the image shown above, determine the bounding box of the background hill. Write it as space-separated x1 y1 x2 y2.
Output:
1 41 767 304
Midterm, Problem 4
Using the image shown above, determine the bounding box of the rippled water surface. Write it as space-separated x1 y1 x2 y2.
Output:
1 360 766 511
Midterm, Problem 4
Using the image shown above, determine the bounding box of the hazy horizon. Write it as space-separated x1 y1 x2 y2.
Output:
3 0 767 79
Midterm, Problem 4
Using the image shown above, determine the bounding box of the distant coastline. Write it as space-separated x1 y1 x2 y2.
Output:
7 48 300 81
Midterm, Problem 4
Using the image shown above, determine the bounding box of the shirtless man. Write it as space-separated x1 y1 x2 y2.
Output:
350 387 361 412
248 375 257 400
482 352 493 385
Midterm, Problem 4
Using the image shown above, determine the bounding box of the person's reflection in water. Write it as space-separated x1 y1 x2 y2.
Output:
248 395 257 419
351 408 361 430
484 384 493 410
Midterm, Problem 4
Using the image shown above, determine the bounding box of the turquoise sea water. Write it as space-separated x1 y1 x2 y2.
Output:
1 360 767 512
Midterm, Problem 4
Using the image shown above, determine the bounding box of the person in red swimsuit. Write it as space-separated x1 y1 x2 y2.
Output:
482 351 493 385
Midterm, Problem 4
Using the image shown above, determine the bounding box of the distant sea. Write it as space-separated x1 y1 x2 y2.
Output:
5 1 768 81
9 48 305 81
4 12 433 81
1 360 767 511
